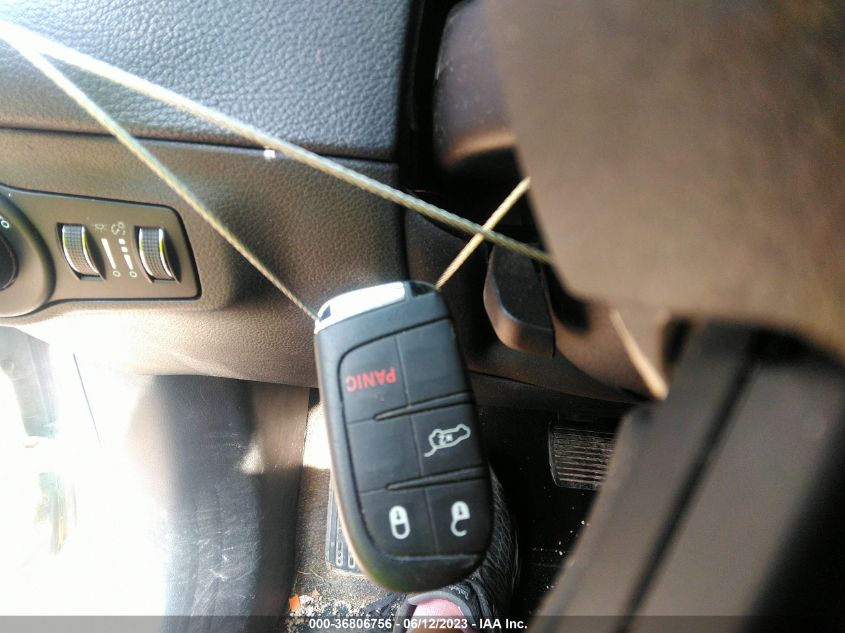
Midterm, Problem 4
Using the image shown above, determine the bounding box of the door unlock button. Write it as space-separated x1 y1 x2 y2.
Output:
450 501 470 537
427 480 491 555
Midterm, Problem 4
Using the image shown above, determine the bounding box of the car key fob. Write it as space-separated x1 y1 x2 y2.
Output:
314 281 491 591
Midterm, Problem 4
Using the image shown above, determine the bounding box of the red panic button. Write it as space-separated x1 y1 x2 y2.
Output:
339 337 407 422
344 367 398 392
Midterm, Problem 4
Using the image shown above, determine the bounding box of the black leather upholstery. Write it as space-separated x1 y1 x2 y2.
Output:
0 0 411 159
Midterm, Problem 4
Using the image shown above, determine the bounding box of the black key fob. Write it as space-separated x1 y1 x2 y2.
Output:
314 281 491 591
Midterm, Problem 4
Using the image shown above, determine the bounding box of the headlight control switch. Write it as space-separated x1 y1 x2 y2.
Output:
314 281 491 591
0 233 17 290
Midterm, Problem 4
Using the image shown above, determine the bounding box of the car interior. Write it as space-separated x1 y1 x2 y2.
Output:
1 1 844 632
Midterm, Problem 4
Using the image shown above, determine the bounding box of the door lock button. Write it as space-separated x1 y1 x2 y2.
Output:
361 489 434 556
